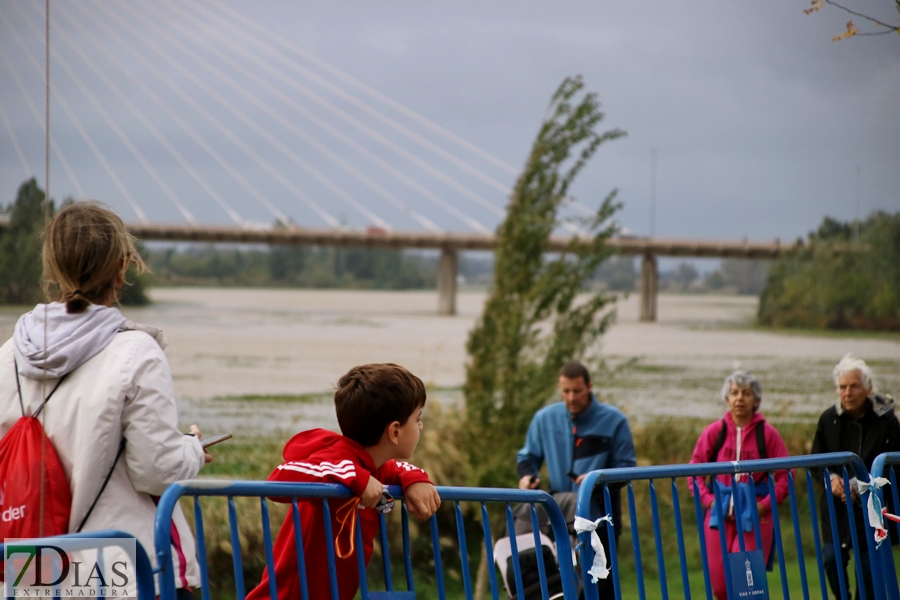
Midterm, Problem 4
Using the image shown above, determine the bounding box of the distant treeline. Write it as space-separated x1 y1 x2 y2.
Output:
758 211 900 330
144 244 437 290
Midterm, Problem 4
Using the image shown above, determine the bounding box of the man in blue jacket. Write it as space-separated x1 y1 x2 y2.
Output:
516 362 636 593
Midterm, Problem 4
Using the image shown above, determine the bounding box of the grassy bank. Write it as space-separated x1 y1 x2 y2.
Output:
183 417 853 600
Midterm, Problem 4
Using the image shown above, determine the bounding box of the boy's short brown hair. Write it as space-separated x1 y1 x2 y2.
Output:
335 363 426 447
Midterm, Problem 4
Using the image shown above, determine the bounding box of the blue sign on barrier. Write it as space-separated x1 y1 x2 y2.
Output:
728 550 768 599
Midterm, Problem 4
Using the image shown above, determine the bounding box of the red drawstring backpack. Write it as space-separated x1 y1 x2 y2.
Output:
0 364 71 539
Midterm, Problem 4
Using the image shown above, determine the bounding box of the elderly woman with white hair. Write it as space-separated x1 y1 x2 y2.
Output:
688 371 790 600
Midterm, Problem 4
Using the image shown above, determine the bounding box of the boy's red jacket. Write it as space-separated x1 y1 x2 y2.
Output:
246 428 432 600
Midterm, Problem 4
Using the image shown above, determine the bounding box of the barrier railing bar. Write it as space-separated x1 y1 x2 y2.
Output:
885 464 900 600
227 496 246 600
431 506 448 600
455 501 474 600
290 500 311 600
844 466 868 600
605 485 622 600
785 472 810 600
480 502 500 600
690 477 714 600
400 502 414 593
805 468 831 600
712 479 735 600
528 503 550 600
321 498 341 600
731 474 748 554
193 497 212 600
627 482 647 600
648 479 669 600
505 503 525 600
378 512 393 591
824 468 850 600
767 472 791 600
354 509 369 599
749 474 765 554
871 454 900 600
260 498 278 600
670 478 692 600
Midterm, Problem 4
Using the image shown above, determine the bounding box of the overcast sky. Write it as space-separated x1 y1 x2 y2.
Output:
1 0 898 242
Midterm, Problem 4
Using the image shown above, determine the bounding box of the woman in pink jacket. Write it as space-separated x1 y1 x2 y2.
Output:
688 371 790 600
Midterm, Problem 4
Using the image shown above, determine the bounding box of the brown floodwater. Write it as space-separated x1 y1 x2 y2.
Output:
1 288 897 435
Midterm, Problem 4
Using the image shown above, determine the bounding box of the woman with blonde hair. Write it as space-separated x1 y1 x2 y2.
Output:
0 201 209 598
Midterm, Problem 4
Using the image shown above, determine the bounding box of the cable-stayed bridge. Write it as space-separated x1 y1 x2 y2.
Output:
0 1 789 318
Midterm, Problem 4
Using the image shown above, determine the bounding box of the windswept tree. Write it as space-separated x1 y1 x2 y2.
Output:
462 76 626 490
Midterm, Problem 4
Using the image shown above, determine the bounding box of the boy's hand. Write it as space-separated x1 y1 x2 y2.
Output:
404 482 441 521
360 475 384 509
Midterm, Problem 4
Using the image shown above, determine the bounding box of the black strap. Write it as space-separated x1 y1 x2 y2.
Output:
76 438 126 532
13 359 68 418
709 418 728 462
756 421 767 459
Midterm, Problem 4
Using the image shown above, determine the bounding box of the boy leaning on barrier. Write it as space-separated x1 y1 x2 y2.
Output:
246 363 441 600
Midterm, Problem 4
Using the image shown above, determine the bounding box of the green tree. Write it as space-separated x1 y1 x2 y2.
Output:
0 178 51 305
758 211 900 330
462 76 625 491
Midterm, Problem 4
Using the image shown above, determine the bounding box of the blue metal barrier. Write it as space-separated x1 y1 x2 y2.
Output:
0 529 156 600
154 480 580 600
870 452 900 600
576 452 884 600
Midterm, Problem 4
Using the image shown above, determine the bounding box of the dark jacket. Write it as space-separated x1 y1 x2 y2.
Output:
811 395 900 550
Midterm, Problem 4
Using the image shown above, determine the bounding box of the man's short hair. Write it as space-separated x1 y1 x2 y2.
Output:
558 362 591 385
335 363 426 447
832 353 875 391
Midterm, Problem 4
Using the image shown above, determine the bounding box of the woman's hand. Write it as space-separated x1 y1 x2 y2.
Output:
190 424 214 464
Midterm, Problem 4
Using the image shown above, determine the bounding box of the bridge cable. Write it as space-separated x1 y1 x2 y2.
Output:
12 2 197 224
47 2 244 226
130 0 458 233
149 0 503 222
137 0 493 233
60 2 293 229
200 0 601 222
0 15 147 221
182 0 515 196
103 0 386 231
206 0 520 177
72 0 328 229
0 43 86 197
136 0 484 233
0 101 32 179
114 2 437 231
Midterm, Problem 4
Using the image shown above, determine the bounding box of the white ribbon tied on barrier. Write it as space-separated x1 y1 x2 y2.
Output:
574 514 614 583
858 477 890 547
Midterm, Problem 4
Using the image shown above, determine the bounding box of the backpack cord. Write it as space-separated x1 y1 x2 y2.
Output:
12 359 124 534
13 359 68 418
76 438 126 533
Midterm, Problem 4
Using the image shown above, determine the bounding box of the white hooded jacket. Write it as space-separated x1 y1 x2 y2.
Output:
0 302 205 590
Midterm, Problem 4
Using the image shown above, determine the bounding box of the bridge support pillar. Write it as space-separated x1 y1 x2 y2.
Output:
437 248 458 316
640 253 658 322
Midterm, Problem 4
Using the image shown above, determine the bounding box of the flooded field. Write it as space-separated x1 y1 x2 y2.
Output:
1 287 897 435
